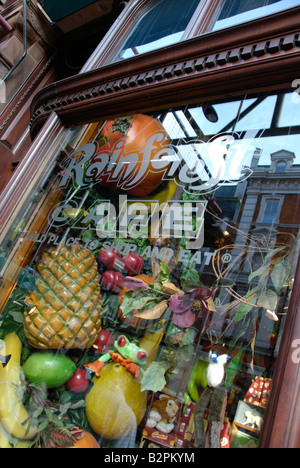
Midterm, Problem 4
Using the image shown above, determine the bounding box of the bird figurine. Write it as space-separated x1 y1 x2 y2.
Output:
194 348 231 448
206 350 231 388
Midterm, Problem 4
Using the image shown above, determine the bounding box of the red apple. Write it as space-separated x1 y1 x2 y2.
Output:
98 248 122 270
123 253 144 275
93 329 114 353
100 270 125 293
66 369 90 393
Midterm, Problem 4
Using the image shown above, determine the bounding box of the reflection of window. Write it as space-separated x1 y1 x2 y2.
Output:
262 200 280 224
212 0 300 31
111 0 300 63
117 0 201 60
275 161 287 173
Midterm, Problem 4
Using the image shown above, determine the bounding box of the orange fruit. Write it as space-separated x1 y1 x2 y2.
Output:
85 362 147 440
97 114 171 197
62 431 100 449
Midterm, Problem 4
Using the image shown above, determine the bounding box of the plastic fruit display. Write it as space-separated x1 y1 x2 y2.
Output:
24 244 102 349
85 362 147 440
23 352 76 389
117 275 153 330
0 333 37 440
123 253 144 275
100 270 125 293
58 431 100 448
97 114 171 197
92 329 114 353
66 369 90 393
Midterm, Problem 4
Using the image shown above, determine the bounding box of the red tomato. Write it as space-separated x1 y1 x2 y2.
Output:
123 253 144 275
66 369 90 393
97 114 171 196
100 270 125 293
98 249 122 270
93 329 114 353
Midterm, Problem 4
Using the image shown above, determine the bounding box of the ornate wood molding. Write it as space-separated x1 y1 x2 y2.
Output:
30 7 300 138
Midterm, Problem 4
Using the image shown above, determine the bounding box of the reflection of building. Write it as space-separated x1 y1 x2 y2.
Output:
239 149 300 273
212 149 300 360
215 149 300 267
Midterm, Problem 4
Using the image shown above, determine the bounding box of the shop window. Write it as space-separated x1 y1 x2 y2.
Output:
116 0 201 60
0 90 299 449
111 0 300 64
211 0 300 31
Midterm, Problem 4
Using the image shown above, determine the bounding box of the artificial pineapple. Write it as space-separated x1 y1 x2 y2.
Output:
24 244 102 349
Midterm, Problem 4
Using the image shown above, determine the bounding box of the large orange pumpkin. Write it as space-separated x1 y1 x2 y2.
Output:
96 114 171 197
58 431 100 449
117 274 153 330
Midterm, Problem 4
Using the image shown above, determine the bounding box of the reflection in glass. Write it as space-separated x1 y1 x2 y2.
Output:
116 0 200 60
0 90 299 449
212 0 300 31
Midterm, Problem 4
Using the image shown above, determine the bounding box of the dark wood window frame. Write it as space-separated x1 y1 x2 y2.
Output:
28 4 300 448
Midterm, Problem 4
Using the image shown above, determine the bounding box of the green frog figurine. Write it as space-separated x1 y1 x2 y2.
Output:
85 335 148 378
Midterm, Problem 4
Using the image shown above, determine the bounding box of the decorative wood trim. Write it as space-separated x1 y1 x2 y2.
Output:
30 7 300 138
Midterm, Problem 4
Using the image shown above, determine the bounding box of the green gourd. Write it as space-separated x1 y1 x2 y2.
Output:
23 352 76 389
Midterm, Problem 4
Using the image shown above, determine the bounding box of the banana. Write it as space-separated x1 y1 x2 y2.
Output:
0 332 37 440
0 421 12 448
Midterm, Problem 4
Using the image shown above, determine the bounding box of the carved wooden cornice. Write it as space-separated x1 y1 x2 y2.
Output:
30 6 300 138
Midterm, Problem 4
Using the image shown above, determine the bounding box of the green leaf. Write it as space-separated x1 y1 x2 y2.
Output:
38 419 49 432
109 294 120 312
180 264 202 290
8 311 24 324
45 408 54 420
248 264 269 282
225 349 245 388
265 246 286 260
271 259 291 292
229 317 251 348
121 291 159 318
234 302 254 322
178 328 197 348
159 263 169 282
217 278 236 288
32 406 44 418
257 289 278 310
70 400 86 410
141 362 169 392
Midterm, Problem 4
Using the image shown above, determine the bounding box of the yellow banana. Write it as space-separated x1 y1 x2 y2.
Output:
0 332 37 440
0 421 12 448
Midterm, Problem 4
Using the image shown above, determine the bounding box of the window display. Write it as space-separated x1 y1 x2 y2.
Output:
0 89 299 449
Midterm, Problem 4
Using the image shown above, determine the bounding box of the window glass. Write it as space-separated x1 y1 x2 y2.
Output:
275 162 287 173
212 0 300 31
116 0 201 60
0 90 299 449
262 200 280 223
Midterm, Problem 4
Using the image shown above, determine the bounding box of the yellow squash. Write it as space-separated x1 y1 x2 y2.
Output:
0 333 37 440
